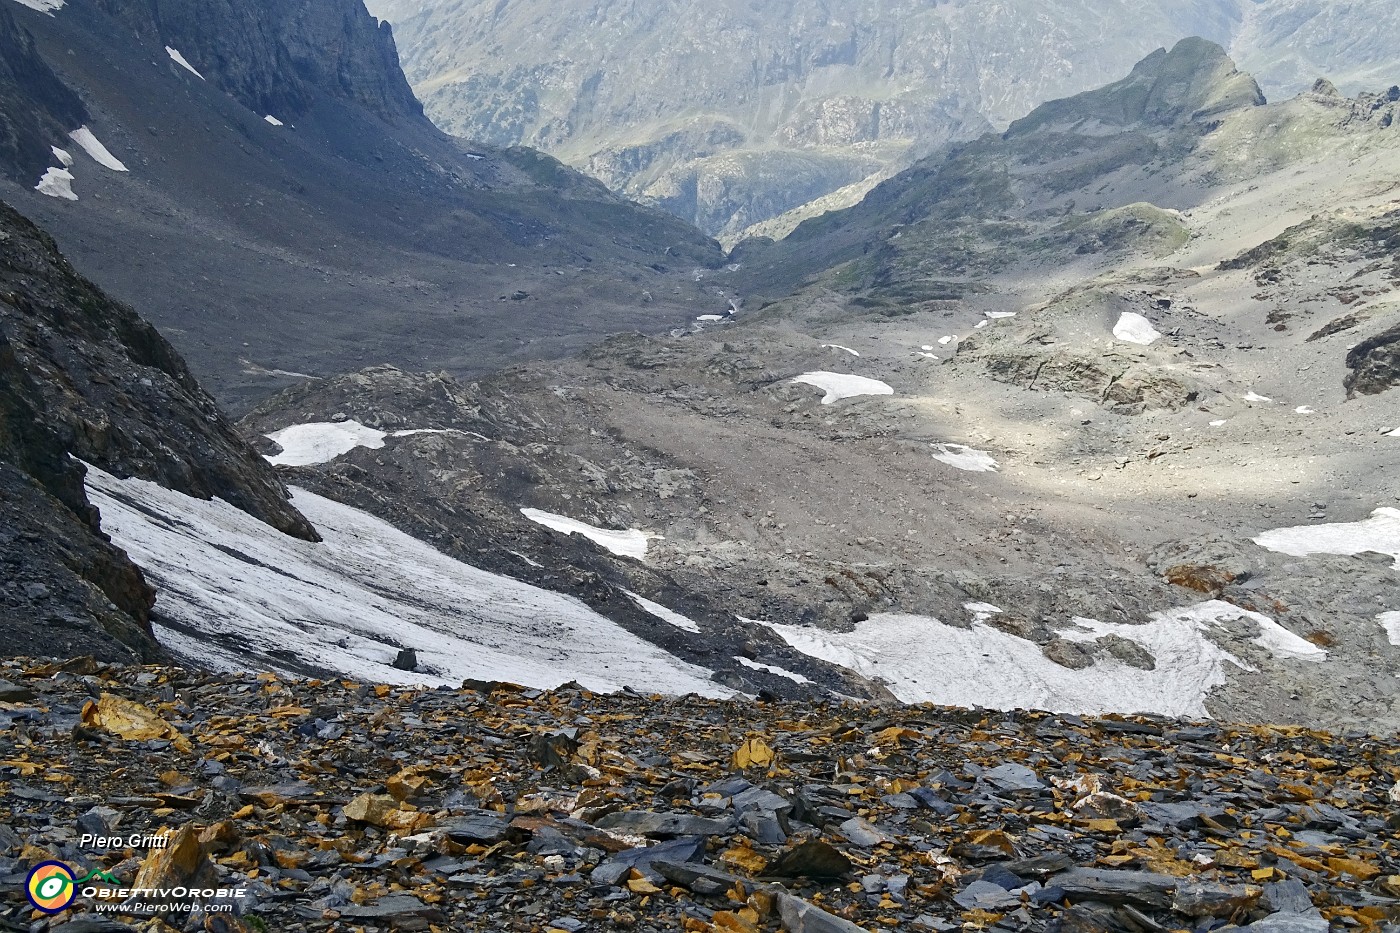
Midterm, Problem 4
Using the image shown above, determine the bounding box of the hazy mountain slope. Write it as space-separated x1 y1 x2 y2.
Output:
1231 0 1400 97
0 0 725 413
0 199 316 663
372 0 1244 239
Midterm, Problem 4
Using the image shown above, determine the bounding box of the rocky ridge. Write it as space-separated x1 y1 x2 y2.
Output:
2 658 1399 933
0 198 315 663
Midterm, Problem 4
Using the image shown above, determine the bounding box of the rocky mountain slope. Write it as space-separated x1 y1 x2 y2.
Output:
186 42 1400 732
2 658 1398 933
372 0 1400 241
0 0 725 413
0 198 314 665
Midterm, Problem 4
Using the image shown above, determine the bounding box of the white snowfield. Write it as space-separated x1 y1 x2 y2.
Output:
264 115 284 127
84 467 727 697
265 421 389 466
791 372 894 405
1380 613 1400 648
521 508 652 559
625 590 701 633
1113 312 1162 345
166 46 205 80
51 146 73 167
764 599 1324 718
1254 508 1400 568
69 127 127 172
263 420 462 467
931 443 999 473
35 167 76 200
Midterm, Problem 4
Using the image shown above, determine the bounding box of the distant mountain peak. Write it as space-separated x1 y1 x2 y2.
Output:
1009 37 1265 136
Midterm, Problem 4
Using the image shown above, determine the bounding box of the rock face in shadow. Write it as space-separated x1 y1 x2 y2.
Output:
0 3 87 183
90 0 423 124
1 199 317 660
1345 322 1400 396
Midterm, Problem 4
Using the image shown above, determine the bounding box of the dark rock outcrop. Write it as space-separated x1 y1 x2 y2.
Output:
0 3 87 184
90 0 423 124
1 199 317 660
1344 322 1400 396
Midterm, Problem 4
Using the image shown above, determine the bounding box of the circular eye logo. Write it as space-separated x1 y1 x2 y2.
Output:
26 861 77 914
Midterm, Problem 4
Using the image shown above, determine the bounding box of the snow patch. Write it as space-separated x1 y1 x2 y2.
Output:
84 467 726 697
1294 406 1314 415
932 444 999 473
265 421 387 466
35 167 76 200
625 591 701 633
1243 391 1273 403
938 336 956 346
965 602 1002 624
8 0 64 13
264 115 284 126
1254 508 1400 568
985 311 1017 319
1210 420 1227 427
69 127 127 172
263 422 467 466
51 146 73 167
1113 312 1162 345
791 372 893 405
696 314 725 322
166 46 205 80
521 508 652 559
764 600 1319 718
822 344 861 356
733 656 813 685
1380 612 1400 647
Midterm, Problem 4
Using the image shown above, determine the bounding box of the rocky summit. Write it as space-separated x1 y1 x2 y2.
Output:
2 658 1399 933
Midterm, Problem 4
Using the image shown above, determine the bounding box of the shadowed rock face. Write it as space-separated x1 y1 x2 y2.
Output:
90 0 423 124
1345 323 1400 396
1 198 318 661
0 4 87 184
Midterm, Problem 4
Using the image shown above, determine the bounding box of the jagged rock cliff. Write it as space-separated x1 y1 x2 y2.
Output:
0 3 86 183
90 0 424 124
0 199 316 662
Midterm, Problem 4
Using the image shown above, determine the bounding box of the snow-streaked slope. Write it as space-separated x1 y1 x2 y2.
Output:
1254 508 1400 568
625 590 701 632
931 444 999 473
68 127 127 172
84 467 727 696
165 46 205 80
764 600 1322 718
1113 312 1162 345
521 508 652 559
733 656 813 685
791 372 894 405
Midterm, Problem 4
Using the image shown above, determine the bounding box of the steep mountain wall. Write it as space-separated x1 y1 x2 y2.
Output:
1 199 317 661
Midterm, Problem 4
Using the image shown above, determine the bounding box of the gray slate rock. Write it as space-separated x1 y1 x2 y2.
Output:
595 810 731 837
981 763 1046 793
1052 867 1178 908
777 891 872 933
